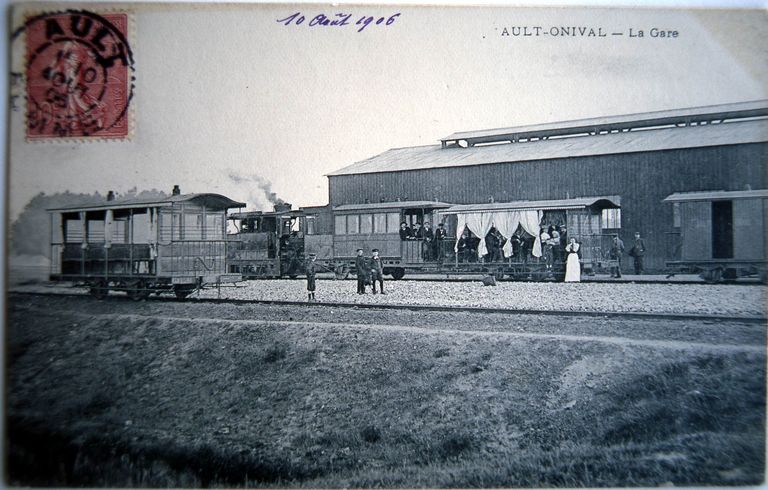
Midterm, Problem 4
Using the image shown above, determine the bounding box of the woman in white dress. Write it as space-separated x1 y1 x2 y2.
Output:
564 237 581 283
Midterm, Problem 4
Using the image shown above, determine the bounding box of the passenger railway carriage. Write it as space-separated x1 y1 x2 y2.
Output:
48 187 244 298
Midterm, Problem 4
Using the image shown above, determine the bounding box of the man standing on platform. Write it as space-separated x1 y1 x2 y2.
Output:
355 248 368 294
629 232 646 275
610 234 625 278
370 249 385 294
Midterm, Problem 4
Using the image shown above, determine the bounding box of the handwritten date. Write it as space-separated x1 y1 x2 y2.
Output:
277 12 401 32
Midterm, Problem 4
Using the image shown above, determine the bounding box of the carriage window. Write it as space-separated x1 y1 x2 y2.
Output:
387 212 400 233
601 208 621 229
374 213 387 234
347 214 360 234
672 203 681 228
334 215 346 235
306 216 316 235
111 218 129 243
65 219 84 242
184 213 203 240
206 214 224 240
360 214 373 234
88 220 105 242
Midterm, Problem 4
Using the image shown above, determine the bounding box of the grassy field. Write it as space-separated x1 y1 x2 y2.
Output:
6 295 766 487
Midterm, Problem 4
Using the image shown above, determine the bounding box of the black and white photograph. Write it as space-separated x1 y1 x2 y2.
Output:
4 1 767 487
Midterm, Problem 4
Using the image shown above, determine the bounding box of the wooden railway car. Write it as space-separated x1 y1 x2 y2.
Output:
226 204 306 278
297 196 620 280
663 189 768 282
48 188 244 298
439 196 621 280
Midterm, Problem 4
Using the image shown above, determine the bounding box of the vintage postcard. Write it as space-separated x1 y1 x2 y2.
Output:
5 1 767 487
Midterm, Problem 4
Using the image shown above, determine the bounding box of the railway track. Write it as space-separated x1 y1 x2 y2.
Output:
9 290 767 324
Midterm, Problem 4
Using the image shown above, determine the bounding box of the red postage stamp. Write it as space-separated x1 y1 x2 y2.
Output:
24 11 134 140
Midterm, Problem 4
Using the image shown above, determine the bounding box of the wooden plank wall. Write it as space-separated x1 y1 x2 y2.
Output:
328 143 767 271
733 198 764 260
681 201 711 261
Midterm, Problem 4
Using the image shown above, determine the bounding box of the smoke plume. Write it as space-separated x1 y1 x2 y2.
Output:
227 172 287 210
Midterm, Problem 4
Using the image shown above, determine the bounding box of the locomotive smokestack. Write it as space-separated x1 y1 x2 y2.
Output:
273 202 292 212
107 190 115 201
172 185 181 196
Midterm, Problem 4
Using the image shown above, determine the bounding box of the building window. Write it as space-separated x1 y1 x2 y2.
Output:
601 208 621 229
672 202 681 228
360 214 373 234
347 215 359 234
374 213 387 234
334 215 346 235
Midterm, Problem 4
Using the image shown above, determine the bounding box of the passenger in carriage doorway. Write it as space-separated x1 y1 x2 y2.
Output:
355 248 368 294
435 223 447 260
457 229 472 263
422 222 435 260
540 227 553 270
370 249 386 294
549 228 561 264
509 232 522 261
412 222 424 240
559 226 568 258
399 222 412 241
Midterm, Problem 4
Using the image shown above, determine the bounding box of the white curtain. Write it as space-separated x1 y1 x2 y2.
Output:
104 209 114 248
491 211 521 257
519 210 543 257
147 208 158 259
454 213 467 252
465 212 495 257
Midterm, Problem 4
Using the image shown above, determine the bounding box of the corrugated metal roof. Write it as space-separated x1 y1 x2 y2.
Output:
229 210 304 219
441 99 768 142
444 196 621 214
48 193 246 212
333 200 451 212
327 119 768 177
663 189 768 202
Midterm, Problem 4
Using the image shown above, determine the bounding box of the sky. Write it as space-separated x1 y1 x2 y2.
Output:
7 4 768 220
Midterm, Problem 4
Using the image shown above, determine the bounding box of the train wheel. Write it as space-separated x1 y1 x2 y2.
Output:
174 285 195 299
390 268 405 280
493 268 505 281
128 282 150 301
703 267 723 284
89 281 108 300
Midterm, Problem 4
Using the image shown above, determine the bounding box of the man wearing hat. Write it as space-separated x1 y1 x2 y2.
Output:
370 249 385 294
355 248 368 294
435 223 447 260
305 253 318 301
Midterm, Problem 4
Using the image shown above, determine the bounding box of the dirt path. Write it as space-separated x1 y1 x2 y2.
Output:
84 311 766 354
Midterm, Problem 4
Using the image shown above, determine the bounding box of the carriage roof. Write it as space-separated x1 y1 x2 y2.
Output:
663 189 768 202
333 201 452 212
47 193 246 213
443 196 621 214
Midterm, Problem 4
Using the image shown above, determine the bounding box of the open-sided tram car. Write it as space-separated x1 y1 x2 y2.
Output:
664 189 768 283
48 190 244 299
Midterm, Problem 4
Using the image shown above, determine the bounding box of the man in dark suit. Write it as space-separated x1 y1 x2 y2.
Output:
399 222 412 241
435 223 447 260
355 248 368 294
422 222 435 260
629 232 646 274
305 253 317 302
370 249 385 294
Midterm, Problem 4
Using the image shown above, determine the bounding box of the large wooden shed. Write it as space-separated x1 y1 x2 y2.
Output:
326 101 768 272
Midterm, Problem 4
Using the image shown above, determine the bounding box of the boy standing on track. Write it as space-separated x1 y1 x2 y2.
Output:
306 253 318 302
355 248 368 294
370 249 385 294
